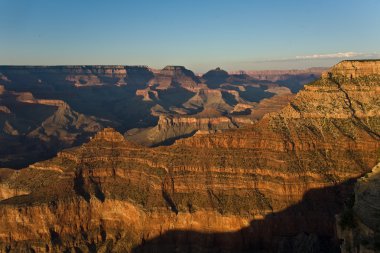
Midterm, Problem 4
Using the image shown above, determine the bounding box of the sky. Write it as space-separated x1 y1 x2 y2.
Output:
0 0 380 72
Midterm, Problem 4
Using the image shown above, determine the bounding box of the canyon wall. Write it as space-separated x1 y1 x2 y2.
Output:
0 61 378 252
125 114 250 146
336 162 380 253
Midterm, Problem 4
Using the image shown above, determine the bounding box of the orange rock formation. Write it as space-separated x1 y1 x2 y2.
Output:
0 60 379 252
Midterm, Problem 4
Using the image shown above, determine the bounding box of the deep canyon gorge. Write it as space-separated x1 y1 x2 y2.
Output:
0 60 379 253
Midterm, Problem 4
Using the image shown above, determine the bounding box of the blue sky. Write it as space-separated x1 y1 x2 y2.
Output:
0 0 379 72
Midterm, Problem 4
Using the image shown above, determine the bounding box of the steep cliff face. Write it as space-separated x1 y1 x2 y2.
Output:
0 86 105 168
336 162 380 253
202 67 230 88
15 94 104 145
322 60 380 79
148 66 202 91
125 115 243 146
0 61 379 252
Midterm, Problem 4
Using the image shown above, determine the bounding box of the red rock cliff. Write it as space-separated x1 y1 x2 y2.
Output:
0 60 379 252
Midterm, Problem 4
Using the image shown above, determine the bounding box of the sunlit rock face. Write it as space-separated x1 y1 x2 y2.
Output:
322 60 380 79
148 66 202 91
0 61 379 252
125 114 244 147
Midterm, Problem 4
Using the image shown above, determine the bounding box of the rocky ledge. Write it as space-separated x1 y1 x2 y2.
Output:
322 60 380 79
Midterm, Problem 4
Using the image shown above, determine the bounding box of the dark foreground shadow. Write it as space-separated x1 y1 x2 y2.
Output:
132 180 356 253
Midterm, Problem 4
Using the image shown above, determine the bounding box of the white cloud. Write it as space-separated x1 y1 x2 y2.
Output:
295 52 363 59
229 52 380 71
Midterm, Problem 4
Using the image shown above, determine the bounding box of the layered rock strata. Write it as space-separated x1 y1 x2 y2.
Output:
0 61 379 252
125 115 243 146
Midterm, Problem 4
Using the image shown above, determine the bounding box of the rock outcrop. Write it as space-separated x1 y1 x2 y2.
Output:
0 106 11 114
322 60 380 79
148 66 202 91
336 162 380 253
0 60 378 252
125 115 242 146
0 86 105 168
0 85 5 95
202 67 230 88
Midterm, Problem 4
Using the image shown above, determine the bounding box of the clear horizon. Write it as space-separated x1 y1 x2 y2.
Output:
1 0 380 72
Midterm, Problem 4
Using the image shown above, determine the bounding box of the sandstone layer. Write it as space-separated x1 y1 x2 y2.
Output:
0 61 378 252
125 115 242 146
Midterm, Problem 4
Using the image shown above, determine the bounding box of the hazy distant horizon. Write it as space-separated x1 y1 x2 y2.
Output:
0 62 330 74
0 58 376 74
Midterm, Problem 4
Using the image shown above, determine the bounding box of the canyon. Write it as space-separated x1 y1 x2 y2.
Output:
0 60 379 252
0 65 317 167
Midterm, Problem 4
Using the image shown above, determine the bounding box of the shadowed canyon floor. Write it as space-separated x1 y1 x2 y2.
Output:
0 60 379 252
